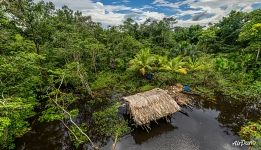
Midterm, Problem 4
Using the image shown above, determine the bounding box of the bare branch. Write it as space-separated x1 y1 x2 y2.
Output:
111 134 118 150
76 63 94 98
61 120 83 143
51 74 98 149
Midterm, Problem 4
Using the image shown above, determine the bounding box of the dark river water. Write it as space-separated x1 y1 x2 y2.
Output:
15 95 260 150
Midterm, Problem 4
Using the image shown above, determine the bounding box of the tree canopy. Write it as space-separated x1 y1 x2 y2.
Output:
0 0 260 149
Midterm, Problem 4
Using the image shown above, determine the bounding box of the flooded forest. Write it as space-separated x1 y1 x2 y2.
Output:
0 0 260 150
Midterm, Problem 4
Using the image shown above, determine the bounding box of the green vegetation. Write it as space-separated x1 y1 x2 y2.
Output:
93 103 130 139
0 0 260 149
240 121 261 149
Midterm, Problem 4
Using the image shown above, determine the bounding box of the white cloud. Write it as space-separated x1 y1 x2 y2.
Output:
137 11 166 23
152 0 180 9
35 0 261 26
122 0 130 3
152 0 261 26
35 0 94 10
35 0 133 25
81 2 133 26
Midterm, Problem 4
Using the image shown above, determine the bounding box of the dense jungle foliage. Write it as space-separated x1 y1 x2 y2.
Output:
0 0 260 149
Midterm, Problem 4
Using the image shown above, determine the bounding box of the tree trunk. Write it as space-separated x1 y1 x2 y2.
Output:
77 63 94 98
34 41 40 54
256 48 260 62
92 50 97 73
54 75 98 149
111 135 118 150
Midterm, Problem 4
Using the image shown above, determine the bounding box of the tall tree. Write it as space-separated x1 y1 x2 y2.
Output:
4 0 55 54
239 23 261 63
216 11 245 46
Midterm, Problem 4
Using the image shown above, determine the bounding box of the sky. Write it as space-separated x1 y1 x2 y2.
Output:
35 0 261 27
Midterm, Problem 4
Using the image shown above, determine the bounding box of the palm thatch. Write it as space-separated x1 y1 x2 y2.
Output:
122 88 181 125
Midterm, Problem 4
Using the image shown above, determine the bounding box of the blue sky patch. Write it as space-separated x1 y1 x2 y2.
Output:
252 3 261 9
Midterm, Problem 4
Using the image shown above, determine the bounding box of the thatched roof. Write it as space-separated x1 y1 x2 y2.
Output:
122 88 181 125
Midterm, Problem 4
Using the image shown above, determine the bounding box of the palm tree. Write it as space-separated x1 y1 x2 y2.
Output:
155 55 168 67
129 48 155 76
187 57 206 72
160 55 188 74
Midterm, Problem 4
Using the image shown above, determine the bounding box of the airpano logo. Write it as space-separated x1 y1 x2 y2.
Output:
232 140 256 146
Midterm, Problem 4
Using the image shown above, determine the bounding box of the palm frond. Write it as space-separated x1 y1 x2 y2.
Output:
128 48 156 75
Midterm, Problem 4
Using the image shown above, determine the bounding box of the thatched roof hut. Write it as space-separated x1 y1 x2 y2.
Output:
122 88 181 125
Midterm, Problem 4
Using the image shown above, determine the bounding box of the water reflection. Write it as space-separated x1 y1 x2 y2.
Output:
15 94 260 150
105 95 260 150
15 121 74 150
131 121 177 144
193 94 261 133
215 95 261 133
112 105 248 150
